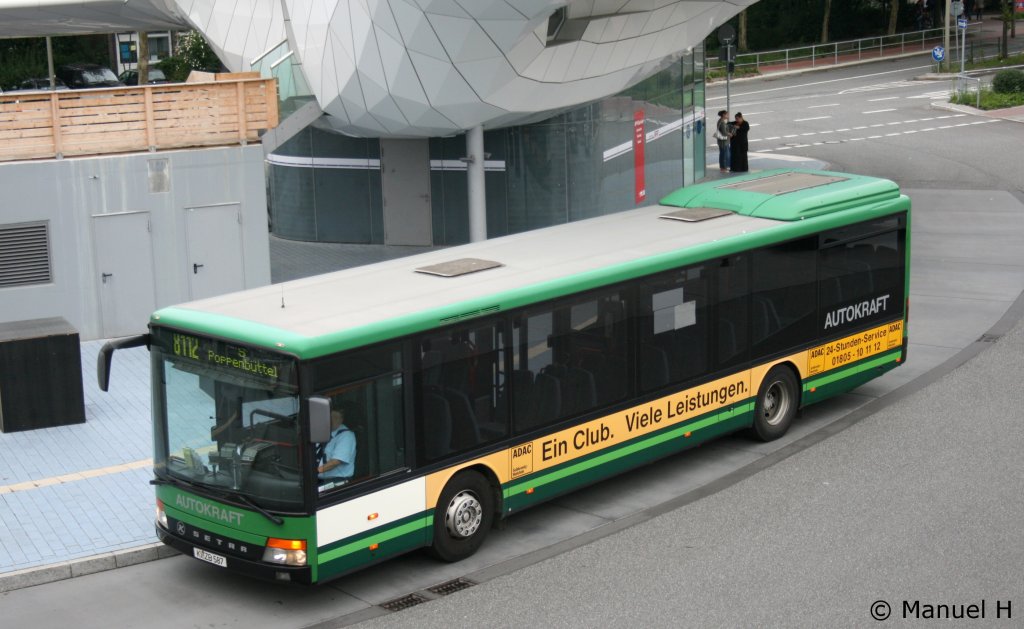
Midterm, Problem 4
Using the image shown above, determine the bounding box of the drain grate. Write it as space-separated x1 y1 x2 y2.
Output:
978 333 1003 343
427 577 476 596
380 593 429 612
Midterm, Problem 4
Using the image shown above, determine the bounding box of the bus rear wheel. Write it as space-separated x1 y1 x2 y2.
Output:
751 366 798 442
428 470 494 562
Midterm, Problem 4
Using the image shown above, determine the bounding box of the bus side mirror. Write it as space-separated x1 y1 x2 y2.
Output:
308 397 332 443
97 334 150 392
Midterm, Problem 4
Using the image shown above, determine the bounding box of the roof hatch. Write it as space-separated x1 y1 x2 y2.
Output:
659 207 733 222
716 171 848 195
415 258 503 277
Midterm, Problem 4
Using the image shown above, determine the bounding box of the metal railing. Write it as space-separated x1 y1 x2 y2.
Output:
953 74 983 108
250 39 316 117
707 25 984 76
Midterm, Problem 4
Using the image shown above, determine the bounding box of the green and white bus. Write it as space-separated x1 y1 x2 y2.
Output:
99 169 909 584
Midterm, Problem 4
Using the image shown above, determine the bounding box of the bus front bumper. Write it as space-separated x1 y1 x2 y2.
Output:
156 524 313 585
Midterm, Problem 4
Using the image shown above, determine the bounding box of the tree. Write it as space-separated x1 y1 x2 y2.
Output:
157 31 221 82
138 33 149 85
739 9 749 52
821 0 833 44
887 0 900 35
1000 0 1012 58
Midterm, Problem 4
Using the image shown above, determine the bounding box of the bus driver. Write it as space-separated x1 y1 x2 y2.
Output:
317 409 356 483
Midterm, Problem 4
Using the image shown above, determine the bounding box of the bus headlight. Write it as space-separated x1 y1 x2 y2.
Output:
156 499 168 528
263 538 307 566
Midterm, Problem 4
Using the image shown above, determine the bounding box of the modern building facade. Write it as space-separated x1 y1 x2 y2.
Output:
267 49 708 245
0 0 750 337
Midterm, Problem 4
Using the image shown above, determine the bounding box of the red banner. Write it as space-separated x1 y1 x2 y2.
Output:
633 110 646 205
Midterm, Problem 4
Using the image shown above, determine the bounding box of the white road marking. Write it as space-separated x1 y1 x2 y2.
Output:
794 116 832 122
808 103 840 109
708 65 934 102
867 96 900 101
864 108 897 114
751 119 999 152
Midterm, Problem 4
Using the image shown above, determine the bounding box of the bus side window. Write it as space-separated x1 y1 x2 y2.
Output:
309 343 405 492
511 289 628 434
416 320 508 462
818 229 905 334
715 255 749 370
638 264 710 393
751 238 817 358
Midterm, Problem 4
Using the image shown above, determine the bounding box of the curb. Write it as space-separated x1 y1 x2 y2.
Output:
0 542 178 593
930 99 1024 124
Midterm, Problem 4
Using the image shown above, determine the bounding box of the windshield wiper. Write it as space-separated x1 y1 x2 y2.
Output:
151 476 283 525
227 491 284 525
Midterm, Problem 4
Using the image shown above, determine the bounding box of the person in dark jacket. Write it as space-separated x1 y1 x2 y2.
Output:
729 112 750 173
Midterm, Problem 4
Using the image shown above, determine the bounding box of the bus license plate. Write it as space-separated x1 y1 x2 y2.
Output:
193 548 227 568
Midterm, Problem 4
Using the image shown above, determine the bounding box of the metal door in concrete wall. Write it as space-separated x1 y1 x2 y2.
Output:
185 203 245 300
93 211 156 338
381 139 432 245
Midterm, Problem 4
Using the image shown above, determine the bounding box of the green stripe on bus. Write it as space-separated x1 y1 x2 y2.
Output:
804 349 901 390
318 514 432 564
505 403 754 498
157 484 314 544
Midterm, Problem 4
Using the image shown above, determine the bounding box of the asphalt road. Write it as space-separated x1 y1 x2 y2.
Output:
714 56 1022 194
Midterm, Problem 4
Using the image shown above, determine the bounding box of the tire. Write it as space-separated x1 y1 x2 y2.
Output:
751 366 798 442
428 470 495 562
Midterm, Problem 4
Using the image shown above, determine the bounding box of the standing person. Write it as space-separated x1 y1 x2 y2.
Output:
729 112 750 173
713 110 732 172
974 0 983 21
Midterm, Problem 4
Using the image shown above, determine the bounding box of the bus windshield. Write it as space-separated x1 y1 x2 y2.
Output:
151 328 304 512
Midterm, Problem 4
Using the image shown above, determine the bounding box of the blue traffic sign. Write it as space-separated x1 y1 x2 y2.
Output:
958 18 968 29
932 46 945 62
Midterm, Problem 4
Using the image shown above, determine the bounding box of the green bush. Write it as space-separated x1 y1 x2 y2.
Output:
156 31 222 82
992 69 1024 94
951 87 1024 110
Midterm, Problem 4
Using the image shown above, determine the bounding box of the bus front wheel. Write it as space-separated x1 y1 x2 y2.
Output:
751 366 798 442
429 470 494 562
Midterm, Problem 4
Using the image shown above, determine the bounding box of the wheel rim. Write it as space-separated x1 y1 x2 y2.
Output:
445 490 483 539
762 379 791 427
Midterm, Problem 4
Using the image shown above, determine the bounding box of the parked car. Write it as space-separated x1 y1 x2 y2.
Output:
55 64 124 89
118 68 169 86
15 77 70 91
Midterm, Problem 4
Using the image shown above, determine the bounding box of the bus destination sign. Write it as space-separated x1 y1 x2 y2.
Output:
164 330 290 384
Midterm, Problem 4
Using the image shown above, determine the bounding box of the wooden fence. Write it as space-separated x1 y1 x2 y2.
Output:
0 76 279 162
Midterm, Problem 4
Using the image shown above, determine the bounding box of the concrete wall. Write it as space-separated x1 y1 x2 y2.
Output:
0 145 270 340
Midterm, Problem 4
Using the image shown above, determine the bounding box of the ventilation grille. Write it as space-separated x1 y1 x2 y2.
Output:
427 578 476 596
0 222 52 288
415 257 503 278
380 593 430 612
440 305 500 324
717 172 848 195
659 207 733 222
